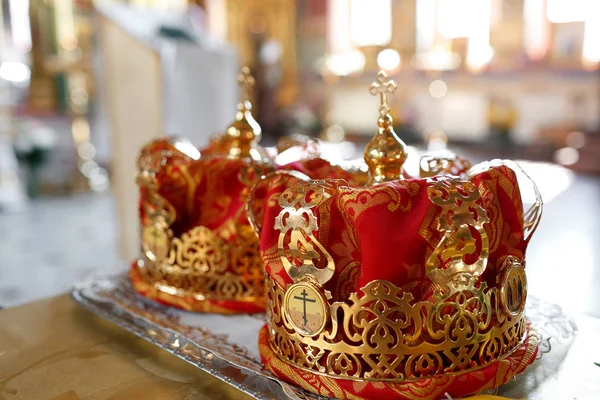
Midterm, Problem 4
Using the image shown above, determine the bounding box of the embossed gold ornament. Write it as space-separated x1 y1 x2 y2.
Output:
283 281 328 337
369 70 397 117
136 148 178 227
425 178 489 285
500 256 527 317
142 221 171 261
419 153 473 178
274 181 336 286
420 154 455 178
139 223 263 301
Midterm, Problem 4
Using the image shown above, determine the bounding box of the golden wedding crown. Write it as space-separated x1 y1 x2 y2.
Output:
133 67 273 313
258 71 543 394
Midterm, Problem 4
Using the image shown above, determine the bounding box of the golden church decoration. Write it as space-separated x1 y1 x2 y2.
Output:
419 154 473 178
215 66 268 163
369 70 398 117
136 148 264 306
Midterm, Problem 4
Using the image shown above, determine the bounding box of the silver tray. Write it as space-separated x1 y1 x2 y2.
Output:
72 273 577 400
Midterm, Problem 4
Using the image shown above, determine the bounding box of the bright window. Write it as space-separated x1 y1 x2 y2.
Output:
546 0 590 23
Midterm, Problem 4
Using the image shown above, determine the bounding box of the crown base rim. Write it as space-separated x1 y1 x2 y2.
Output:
267 327 529 383
259 324 539 399
130 263 266 314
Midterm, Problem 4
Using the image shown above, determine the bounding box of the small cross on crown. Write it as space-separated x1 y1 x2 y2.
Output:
237 66 255 103
369 70 398 116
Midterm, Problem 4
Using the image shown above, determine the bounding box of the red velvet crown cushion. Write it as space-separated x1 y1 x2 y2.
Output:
259 164 527 301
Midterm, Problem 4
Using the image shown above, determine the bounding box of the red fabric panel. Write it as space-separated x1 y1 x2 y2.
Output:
260 165 526 300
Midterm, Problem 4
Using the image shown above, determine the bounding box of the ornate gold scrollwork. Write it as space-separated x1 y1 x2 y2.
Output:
266 272 526 381
137 149 177 262
246 170 311 239
419 153 473 178
420 154 455 178
274 181 337 286
137 150 177 226
425 177 490 285
140 224 263 301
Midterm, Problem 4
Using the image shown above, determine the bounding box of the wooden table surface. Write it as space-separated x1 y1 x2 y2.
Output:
1 294 600 400
0 295 249 400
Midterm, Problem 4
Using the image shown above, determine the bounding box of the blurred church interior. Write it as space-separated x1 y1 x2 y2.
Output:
0 0 599 315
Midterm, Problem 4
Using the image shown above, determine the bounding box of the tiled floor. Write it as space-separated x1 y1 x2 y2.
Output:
1 164 599 318
0 192 121 307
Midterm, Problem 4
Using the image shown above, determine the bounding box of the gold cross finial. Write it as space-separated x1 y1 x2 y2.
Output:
369 70 397 116
237 66 255 103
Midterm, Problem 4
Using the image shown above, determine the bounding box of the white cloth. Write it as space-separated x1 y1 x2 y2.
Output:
93 3 238 155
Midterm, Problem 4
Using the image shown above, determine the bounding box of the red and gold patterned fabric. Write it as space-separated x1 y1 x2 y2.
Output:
259 165 526 302
256 163 538 398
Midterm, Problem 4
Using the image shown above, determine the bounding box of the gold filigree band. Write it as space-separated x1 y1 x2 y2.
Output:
266 268 526 381
138 224 264 302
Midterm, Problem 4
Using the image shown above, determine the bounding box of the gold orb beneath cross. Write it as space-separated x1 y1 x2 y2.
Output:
283 282 328 337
